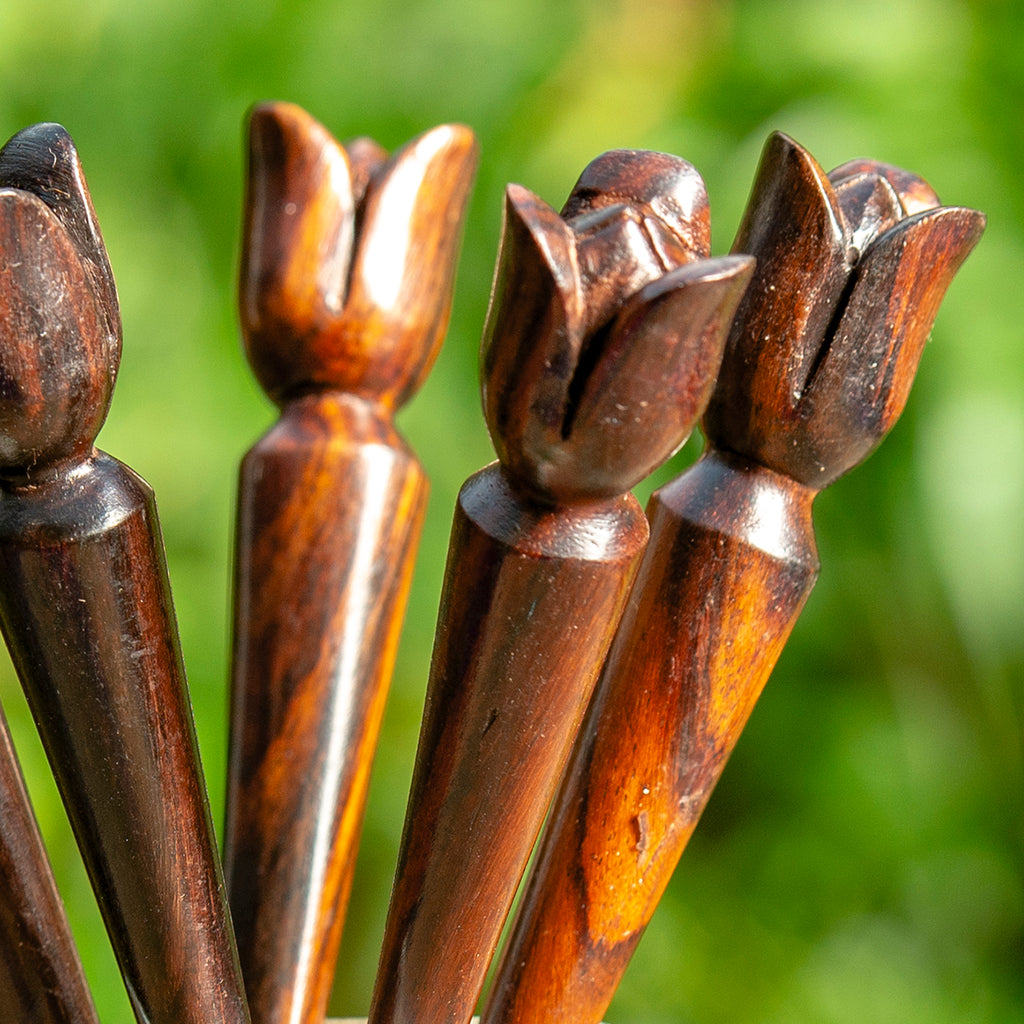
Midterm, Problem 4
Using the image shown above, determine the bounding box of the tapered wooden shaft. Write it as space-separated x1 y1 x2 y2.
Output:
0 705 99 1024
369 152 753 1024
0 458 249 1024
227 393 427 1024
0 123 250 1024
485 133 985 1024
224 103 477 1024
370 466 647 1024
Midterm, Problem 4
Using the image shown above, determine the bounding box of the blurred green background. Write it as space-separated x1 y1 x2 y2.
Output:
0 0 1021 1021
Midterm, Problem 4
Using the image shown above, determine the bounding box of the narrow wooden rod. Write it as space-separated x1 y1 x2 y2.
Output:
0 123 251 1024
369 150 753 1024
484 132 985 1024
223 102 477 1024
0 703 99 1024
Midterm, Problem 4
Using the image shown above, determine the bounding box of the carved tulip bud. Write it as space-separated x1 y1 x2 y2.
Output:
369 151 752 1024
239 100 477 410
0 124 119 477
705 131 986 484
483 150 753 503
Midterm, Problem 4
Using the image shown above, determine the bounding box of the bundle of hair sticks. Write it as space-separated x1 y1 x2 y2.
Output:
0 106 983 1024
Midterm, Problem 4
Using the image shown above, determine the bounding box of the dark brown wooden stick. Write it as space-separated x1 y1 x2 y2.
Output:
484 132 985 1024
223 102 477 1024
368 152 753 1024
0 704 99 1024
0 123 250 1024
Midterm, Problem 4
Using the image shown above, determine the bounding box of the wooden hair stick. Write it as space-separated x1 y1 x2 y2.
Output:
0 124 250 1024
223 102 477 1024
484 132 985 1024
0 703 99 1024
368 151 753 1024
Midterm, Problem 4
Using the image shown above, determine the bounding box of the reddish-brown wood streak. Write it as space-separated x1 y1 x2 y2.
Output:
223 102 478 1024
0 124 251 1024
485 132 985 1024
369 151 753 1024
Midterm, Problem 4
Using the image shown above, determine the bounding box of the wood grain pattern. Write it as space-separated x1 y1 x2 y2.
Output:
369 151 753 1024
0 704 99 1024
484 131 985 1024
0 123 250 1024
224 102 478 1024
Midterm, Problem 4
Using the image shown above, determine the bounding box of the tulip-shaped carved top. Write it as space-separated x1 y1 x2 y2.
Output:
0 123 121 479
239 102 478 410
704 132 986 489
481 151 754 505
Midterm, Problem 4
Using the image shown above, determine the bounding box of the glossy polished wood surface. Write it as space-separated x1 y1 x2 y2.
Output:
0 124 250 1024
0 705 99 1024
224 102 477 1024
485 132 985 1024
369 152 753 1024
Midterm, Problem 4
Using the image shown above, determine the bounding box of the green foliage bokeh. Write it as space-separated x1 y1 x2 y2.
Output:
0 1 1020 1021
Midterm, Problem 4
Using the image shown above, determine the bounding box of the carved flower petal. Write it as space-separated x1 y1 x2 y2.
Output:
831 172 905 261
571 204 687 336
481 184 582 497
0 189 111 471
830 158 940 215
705 132 848 460
560 149 710 260
544 255 754 501
239 101 357 403
796 204 985 486
345 123 478 408
0 122 120 354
